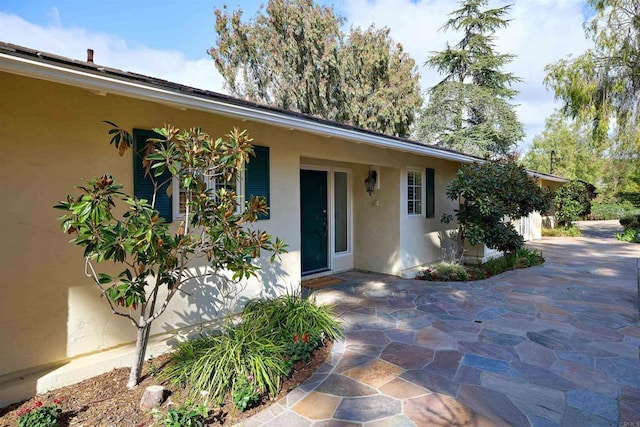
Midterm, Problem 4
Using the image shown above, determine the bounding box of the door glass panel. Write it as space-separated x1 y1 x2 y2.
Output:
334 171 348 253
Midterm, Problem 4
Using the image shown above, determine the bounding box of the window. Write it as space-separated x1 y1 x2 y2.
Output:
407 169 423 215
175 173 239 217
334 171 348 253
133 128 270 222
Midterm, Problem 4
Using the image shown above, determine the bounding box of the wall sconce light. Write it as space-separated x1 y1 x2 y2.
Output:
364 169 377 196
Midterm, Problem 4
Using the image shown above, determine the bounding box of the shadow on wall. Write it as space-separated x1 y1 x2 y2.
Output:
165 258 290 341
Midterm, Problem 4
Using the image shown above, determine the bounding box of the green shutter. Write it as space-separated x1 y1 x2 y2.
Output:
426 168 435 218
133 129 173 222
245 145 270 220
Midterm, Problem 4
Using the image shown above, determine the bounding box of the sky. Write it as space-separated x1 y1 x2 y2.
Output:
0 0 594 152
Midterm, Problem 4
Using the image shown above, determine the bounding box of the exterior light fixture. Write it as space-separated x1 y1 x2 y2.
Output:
365 169 377 196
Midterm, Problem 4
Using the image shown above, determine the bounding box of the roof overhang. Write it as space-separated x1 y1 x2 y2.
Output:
0 50 479 164
527 170 569 183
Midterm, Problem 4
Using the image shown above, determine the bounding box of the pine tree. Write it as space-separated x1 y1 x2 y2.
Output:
417 0 523 157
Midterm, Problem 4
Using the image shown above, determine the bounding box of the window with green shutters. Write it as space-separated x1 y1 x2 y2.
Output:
133 129 270 222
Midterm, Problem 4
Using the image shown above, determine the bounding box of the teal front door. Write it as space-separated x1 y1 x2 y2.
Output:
301 169 329 275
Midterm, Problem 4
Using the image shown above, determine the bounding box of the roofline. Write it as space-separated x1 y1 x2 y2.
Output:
527 170 569 183
0 44 479 164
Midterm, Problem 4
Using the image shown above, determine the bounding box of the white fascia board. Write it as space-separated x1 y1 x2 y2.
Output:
0 53 476 164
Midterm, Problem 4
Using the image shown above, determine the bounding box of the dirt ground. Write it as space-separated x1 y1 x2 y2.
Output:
0 342 331 426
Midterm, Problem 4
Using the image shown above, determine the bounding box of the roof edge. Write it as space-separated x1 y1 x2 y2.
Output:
0 43 479 164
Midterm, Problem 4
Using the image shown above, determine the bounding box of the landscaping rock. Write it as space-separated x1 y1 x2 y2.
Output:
139 385 165 411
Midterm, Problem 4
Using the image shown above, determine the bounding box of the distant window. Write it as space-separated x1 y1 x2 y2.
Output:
407 169 423 215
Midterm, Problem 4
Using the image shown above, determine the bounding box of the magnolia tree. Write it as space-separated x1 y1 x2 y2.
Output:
56 124 285 388
442 159 550 262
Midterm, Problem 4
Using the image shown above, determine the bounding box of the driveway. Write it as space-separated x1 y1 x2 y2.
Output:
241 221 640 426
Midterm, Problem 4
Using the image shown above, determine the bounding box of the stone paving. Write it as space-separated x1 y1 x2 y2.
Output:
238 221 640 426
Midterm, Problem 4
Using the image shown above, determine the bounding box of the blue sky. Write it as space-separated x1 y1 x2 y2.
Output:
0 0 594 151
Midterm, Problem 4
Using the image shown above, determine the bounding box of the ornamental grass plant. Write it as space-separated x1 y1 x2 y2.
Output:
160 294 342 412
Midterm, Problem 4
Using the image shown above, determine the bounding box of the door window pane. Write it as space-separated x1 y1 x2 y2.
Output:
334 171 348 253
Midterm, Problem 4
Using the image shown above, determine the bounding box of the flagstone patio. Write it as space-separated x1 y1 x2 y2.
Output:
237 221 640 426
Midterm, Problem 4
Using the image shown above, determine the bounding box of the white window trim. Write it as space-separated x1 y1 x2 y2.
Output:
172 170 244 222
406 167 425 217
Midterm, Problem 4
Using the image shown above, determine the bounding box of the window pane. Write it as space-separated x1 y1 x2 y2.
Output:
407 170 423 215
334 172 348 253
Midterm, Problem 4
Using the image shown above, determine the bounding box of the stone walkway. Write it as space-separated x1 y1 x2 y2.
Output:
238 221 640 426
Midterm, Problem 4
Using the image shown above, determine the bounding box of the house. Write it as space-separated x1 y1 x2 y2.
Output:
0 42 564 405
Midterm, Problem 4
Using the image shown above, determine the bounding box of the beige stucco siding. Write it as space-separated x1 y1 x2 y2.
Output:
0 72 297 376
0 70 462 378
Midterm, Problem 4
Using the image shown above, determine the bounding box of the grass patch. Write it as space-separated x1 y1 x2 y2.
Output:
542 225 582 237
417 248 544 282
159 294 343 412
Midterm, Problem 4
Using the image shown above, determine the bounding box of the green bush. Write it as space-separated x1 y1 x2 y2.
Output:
616 227 640 243
160 294 343 411
161 320 287 406
159 401 207 427
418 249 544 282
542 226 582 237
620 215 640 229
419 262 468 281
554 180 592 226
17 403 61 427
590 201 640 220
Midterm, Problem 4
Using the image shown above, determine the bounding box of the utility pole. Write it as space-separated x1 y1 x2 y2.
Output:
550 150 556 175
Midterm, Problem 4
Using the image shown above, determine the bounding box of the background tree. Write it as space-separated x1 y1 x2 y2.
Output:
443 159 550 259
553 180 593 227
417 0 523 157
56 124 285 388
542 0 640 196
522 110 604 185
209 0 421 137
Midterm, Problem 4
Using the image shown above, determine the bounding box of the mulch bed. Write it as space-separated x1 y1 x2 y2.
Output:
0 341 332 426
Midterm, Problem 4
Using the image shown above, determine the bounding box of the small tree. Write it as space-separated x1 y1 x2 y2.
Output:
55 124 285 388
554 180 592 226
443 159 550 259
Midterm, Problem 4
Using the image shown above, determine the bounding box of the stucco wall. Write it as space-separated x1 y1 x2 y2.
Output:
0 70 463 378
0 72 301 377
398 161 461 272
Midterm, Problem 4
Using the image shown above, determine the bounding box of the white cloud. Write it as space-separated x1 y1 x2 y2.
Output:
342 0 593 150
0 12 226 93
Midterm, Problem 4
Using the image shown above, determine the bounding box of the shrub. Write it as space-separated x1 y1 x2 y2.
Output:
616 228 640 243
419 263 468 281
443 160 550 255
620 214 640 229
161 320 287 405
418 248 543 282
542 226 582 237
161 294 343 411
159 401 207 427
590 200 640 220
17 402 61 427
554 180 593 226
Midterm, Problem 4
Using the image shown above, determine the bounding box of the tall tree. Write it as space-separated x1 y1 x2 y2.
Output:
544 0 640 195
522 110 604 185
545 0 640 150
209 0 421 137
417 0 523 157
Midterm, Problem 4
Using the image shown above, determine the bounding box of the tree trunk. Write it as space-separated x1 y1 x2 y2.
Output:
127 323 152 388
